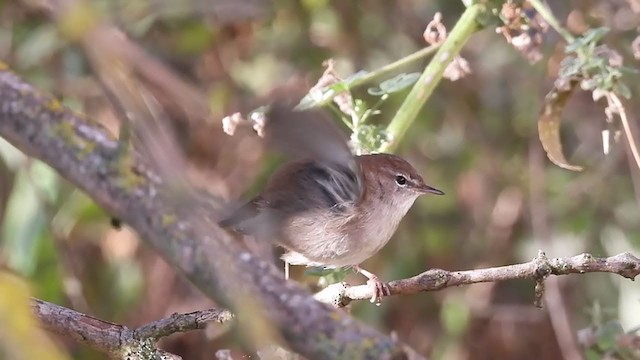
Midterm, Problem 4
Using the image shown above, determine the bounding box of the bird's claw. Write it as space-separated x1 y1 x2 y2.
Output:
353 266 390 305
366 276 390 305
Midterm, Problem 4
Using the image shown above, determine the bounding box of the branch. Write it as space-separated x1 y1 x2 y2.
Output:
133 308 234 341
0 68 420 359
314 251 640 307
32 298 232 359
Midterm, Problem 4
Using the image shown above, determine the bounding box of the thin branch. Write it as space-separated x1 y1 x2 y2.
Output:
314 251 640 307
133 308 234 341
31 298 232 359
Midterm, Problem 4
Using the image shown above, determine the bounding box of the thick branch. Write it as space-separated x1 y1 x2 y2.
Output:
0 68 420 359
315 251 640 307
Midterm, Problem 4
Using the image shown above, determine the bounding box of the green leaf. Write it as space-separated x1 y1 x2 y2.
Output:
2 171 50 275
613 82 631 99
558 57 582 79
344 70 369 85
618 66 640 75
565 27 610 54
368 72 420 96
565 39 585 53
580 78 598 91
367 86 386 96
582 27 610 46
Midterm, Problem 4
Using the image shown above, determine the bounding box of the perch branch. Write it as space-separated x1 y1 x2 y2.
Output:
314 251 640 307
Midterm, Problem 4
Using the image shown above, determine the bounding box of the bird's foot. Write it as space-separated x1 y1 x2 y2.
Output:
354 266 390 305
366 276 390 305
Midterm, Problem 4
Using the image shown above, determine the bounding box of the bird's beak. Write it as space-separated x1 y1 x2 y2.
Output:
417 184 445 195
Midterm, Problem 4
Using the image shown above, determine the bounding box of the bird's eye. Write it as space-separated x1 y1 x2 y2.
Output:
395 175 407 186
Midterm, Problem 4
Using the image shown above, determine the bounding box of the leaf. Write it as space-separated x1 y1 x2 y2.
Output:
565 27 610 53
538 79 584 171
582 27 610 46
558 57 582 79
613 82 631 99
1 163 60 275
367 72 420 96
344 70 369 85
618 66 640 75
367 86 386 96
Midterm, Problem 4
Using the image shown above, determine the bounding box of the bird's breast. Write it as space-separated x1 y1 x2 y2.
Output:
278 202 408 267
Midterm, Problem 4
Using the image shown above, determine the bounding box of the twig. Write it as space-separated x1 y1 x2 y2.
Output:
133 308 234 341
32 298 231 359
314 252 640 307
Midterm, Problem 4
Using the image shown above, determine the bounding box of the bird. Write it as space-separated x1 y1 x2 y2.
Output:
219 103 443 303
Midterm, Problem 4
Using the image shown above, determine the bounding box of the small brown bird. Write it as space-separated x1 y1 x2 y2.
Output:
220 104 443 303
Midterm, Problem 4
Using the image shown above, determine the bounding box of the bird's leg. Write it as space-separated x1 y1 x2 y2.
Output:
284 261 290 280
353 266 390 304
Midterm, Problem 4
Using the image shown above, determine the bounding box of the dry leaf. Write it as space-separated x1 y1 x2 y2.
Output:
538 79 584 171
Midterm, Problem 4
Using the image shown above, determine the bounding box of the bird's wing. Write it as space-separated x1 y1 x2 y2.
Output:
218 196 262 231
219 103 364 236
264 102 353 165
277 160 360 212
263 103 364 203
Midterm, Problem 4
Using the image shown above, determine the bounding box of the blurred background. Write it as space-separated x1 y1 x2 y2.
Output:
0 0 639 359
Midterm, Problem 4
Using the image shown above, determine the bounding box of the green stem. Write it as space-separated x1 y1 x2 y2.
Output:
528 0 575 43
297 44 440 110
382 4 481 152
353 44 441 90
